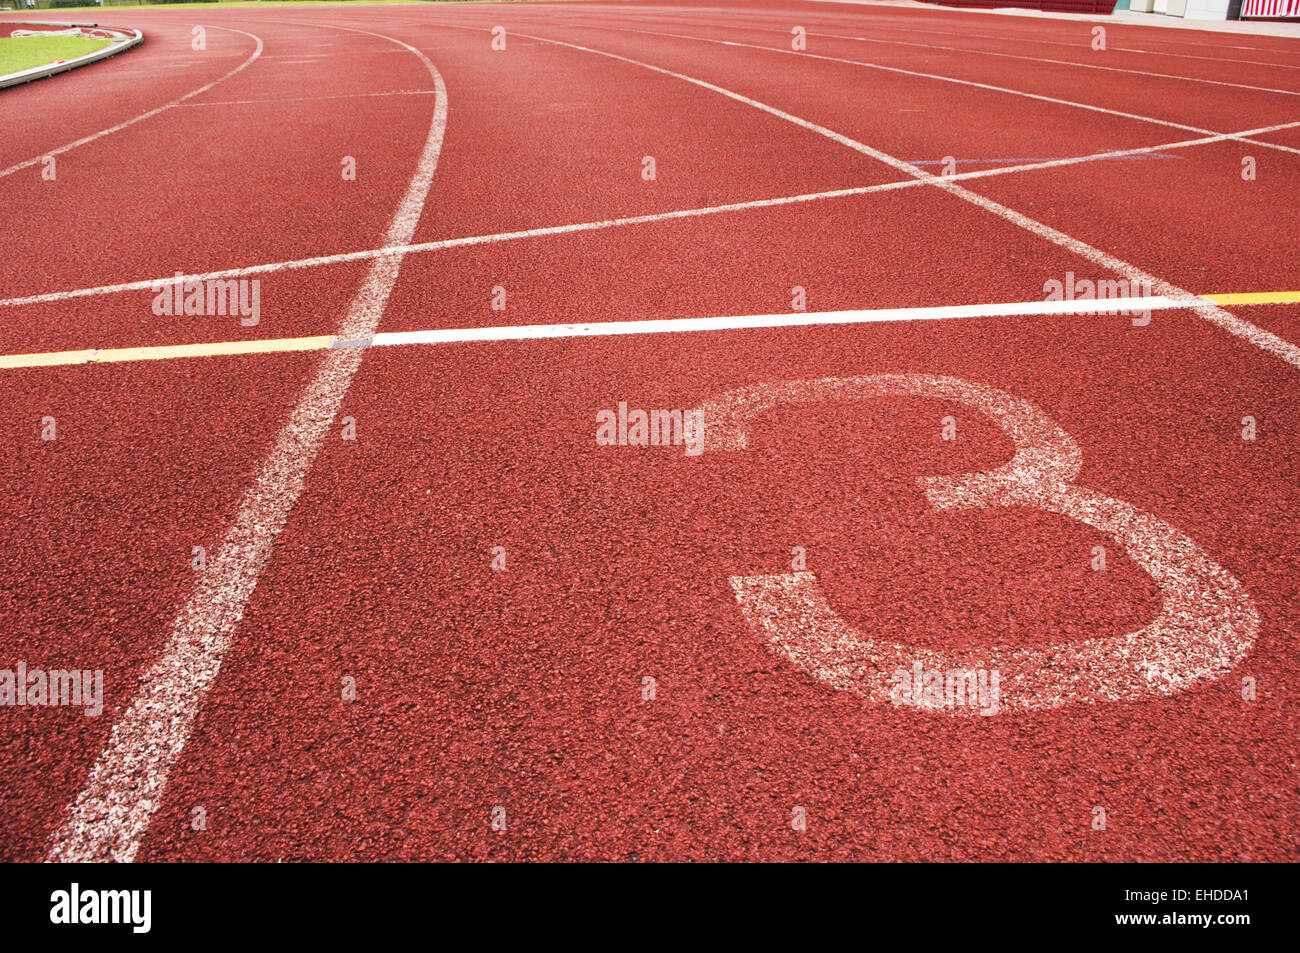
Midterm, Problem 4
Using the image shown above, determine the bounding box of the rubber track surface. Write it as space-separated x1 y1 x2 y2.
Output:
1 1 1297 862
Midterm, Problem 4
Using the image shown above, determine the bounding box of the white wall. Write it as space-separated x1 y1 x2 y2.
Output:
1182 0 1233 18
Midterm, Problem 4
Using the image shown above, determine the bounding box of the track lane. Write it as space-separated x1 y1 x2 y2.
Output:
5 1 1296 863
0 20 262 177
512 16 1300 152
304 15 908 244
135 300 1300 861
0 10 440 863
533 4 1300 84
0 353 321 862
103 3 1300 863
969 137 1300 298
415 15 1299 367
0 20 431 300
43 13 452 865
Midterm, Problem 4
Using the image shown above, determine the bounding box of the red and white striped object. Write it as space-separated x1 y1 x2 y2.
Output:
1241 0 1300 17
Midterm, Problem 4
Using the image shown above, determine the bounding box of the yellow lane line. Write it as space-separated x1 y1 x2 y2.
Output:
0 335 333 370
1203 291 1300 306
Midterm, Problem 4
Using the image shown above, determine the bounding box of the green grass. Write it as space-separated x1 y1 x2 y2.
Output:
0 35 112 75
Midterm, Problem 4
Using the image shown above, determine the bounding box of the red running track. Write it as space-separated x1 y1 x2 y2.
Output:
0 1 1297 862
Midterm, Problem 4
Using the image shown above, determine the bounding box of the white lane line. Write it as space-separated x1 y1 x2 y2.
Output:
696 5 1300 70
5 115 1298 313
585 23 1300 158
45 28 448 865
554 6 1300 91
370 297 1191 347
482 25 1300 371
1114 46 1300 70
909 153 1182 165
806 28 1300 97
260 50 410 59
5 294 1286 369
533 6 1300 70
178 89 436 107
0 27 265 181
0 186 912 306
892 20 1300 66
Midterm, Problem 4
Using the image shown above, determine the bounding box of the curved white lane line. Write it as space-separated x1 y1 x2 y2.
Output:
0 26 265 181
551 6 1300 70
532 7 1300 95
807 29 1300 98
590 23 1300 158
46 26 448 864
697 375 1259 714
470 24 1300 370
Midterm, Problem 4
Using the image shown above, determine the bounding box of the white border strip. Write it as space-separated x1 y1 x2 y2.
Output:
369 296 1189 347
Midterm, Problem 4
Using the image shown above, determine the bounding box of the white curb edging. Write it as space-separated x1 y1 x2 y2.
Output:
0 22 142 90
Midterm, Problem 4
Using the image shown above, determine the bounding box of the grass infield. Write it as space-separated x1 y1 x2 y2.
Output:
0 34 112 75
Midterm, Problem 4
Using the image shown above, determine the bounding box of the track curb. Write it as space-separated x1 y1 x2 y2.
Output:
0 21 142 90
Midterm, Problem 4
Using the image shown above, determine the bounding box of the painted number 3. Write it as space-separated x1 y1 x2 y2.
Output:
694 375 1258 715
